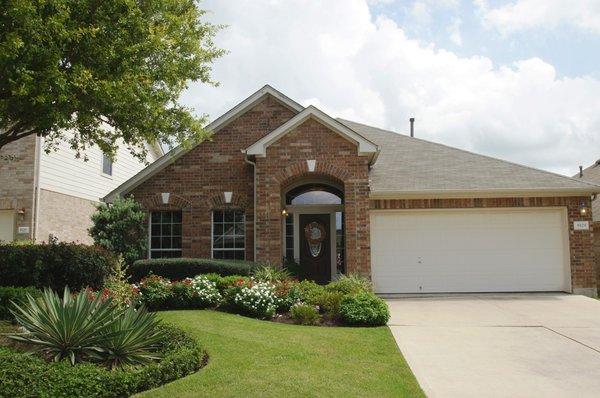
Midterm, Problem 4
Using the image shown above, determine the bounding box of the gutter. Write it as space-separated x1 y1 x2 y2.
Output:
369 187 600 200
243 150 257 261
32 135 42 241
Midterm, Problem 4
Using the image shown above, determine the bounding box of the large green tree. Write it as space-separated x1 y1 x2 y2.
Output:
0 0 224 159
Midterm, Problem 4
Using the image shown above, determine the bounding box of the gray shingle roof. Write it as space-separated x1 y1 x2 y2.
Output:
576 160 600 221
338 119 600 198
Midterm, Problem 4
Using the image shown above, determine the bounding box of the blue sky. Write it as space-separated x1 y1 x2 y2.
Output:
370 0 600 79
182 0 600 176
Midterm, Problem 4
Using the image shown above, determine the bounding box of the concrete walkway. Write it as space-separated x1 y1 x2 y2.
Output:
387 294 600 398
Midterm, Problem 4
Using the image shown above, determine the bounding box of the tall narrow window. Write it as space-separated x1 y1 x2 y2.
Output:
284 215 294 261
150 211 182 258
102 153 113 176
212 210 245 260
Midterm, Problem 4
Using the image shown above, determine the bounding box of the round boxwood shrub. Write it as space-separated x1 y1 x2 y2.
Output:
339 292 390 326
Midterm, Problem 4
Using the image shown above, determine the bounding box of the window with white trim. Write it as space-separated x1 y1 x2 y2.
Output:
150 211 182 258
212 210 245 260
102 153 113 176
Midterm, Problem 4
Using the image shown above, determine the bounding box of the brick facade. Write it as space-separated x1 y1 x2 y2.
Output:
371 196 596 295
130 95 297 260
37 189 96 244
0 135 37 240
593 221 600 293
126 92 596 294
255 117 371 274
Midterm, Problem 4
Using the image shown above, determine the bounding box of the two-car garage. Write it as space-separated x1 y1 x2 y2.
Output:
370 208 571 294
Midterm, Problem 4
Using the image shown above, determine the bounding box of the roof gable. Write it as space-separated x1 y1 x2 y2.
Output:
245 106 379 162
105 85 303 202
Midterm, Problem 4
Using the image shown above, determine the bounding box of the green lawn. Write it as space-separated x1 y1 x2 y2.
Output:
137 310 423 398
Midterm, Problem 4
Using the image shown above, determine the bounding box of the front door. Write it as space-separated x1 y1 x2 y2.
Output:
299 214 331 284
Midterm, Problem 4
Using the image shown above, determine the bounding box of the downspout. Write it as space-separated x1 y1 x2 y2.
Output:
243 151 257 261
33 135 42 242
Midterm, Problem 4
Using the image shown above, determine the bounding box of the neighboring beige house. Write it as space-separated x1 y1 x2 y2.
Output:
0 133 163 244
577 160 600 290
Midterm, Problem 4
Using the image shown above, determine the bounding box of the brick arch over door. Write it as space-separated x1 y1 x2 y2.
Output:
255 159 371 275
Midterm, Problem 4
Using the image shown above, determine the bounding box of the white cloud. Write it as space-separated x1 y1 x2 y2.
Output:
448 17 462 45
477 0 600 35
183 0 600 175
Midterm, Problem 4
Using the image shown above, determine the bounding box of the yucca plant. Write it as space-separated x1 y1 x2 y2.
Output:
252 265 291 283
7 287 165 368
98 305 164 369
8 287 117 364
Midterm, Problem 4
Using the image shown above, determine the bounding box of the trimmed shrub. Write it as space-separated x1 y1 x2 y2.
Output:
0 323 204 398
130 258 259 281
89 197 148 265
326 274 373 295
169 276 221 309
0 242 115 291
290 303 321 325
0 286 41 320
339 292 390 326
288 280 326 306
316 290 345 319
226 281 277 319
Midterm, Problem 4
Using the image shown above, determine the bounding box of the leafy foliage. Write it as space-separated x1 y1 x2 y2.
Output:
8 287 164 367
89 198 147 265
0 323 204 398
252 264 292 283
99 306 164 369
0 241 115 291
130 257 259 281
0 0 224 158
326 274 373 295
0 286 41 320
136 274 173 311
9 288 119 364
290 303 321 326
339 292 390 326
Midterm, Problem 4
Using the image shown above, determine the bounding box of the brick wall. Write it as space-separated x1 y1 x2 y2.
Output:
371 196 596 295
37 189 96 244
593 221 600 293
130 95 297 260
0 135 37 240
255 117 371 274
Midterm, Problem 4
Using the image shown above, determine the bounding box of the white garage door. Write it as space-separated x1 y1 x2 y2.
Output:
371 208 570 294
0 210 15 243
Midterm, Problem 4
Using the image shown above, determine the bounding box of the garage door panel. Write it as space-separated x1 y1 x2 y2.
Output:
371 209 569 294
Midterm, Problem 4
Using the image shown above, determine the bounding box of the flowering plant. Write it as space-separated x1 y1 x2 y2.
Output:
230 281 277 319
190 275 221 308
137 274 172 310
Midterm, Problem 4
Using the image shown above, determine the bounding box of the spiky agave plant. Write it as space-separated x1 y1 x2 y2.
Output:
98 305 164 369
8 287 117 364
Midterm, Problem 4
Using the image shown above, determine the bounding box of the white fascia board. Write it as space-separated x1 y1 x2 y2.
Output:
246 106 379 157
369 187 600 200
104 85 303 202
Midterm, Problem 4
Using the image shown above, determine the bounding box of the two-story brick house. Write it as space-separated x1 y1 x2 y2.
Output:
106 85 600 296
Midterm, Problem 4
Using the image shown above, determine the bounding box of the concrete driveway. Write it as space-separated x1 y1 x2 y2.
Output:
387 294 600 398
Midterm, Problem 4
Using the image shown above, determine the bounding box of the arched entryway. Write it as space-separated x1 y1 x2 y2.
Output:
281 178 345 283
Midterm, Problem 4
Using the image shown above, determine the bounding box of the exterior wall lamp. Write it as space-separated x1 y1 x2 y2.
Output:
281 208 289 217
579 202 588 216
17 208 26 220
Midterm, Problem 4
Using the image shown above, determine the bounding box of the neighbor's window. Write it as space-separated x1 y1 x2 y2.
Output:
212 210 245 260
102 153 113 176
150 211 182 258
